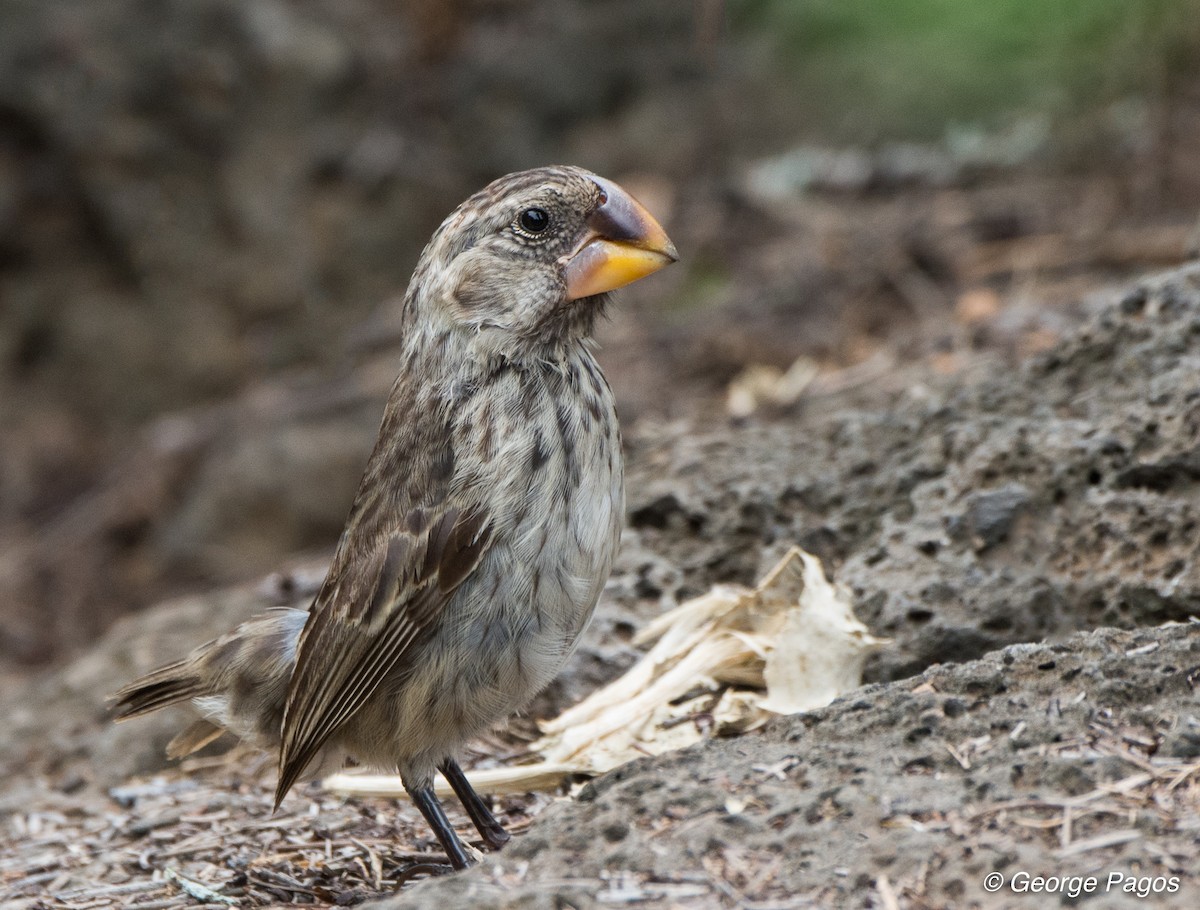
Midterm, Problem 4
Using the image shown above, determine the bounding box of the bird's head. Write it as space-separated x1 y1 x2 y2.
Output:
406 166 677 356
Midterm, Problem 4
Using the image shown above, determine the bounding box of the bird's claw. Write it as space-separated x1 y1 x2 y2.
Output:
395 861 457 885
478 825 511 851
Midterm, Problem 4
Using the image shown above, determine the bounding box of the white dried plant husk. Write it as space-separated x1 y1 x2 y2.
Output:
324 546 887 800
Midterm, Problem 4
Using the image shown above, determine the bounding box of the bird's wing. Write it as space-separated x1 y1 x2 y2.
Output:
275 501 492 806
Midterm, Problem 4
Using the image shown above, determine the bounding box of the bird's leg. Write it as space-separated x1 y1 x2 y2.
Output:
439 758 512 850
401 782 474 877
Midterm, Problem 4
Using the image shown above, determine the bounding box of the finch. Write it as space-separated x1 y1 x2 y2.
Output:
112 166 677 875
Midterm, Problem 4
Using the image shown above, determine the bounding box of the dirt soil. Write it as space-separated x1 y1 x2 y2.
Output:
3 266 1200 909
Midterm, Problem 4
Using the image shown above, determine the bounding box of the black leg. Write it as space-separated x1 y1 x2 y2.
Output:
439 758 511 850
405 783 474 871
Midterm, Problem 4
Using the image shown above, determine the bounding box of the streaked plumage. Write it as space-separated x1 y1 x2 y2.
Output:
112 166 676 876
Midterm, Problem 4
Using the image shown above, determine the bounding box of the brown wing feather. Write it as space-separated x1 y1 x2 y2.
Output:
274 505 492 806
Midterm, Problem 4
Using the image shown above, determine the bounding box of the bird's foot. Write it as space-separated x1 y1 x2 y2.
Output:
477 823 511 851
394 861 457 885
438 759 513 852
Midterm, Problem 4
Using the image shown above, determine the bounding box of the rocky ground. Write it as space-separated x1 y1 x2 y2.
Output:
384 622 1200 910
3 265 1199 908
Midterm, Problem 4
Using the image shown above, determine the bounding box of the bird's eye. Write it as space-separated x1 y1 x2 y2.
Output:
517 207 550 235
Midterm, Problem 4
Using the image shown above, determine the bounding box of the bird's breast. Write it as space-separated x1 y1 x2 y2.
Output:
450 351 623 686
344 352 624 767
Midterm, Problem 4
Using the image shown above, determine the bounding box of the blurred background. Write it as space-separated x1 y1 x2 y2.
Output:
2 0 1199 671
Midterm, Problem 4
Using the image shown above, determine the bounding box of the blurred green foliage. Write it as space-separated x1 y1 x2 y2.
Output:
731 0 1200 142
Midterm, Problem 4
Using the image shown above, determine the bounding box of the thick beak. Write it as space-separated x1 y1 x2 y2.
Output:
562 176 678 301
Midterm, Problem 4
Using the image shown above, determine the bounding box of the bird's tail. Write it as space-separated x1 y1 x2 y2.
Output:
111 659 205 719
111 661 229 759
108 607 308 760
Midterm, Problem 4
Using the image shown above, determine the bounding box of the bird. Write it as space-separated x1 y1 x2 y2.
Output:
111 165 677 877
